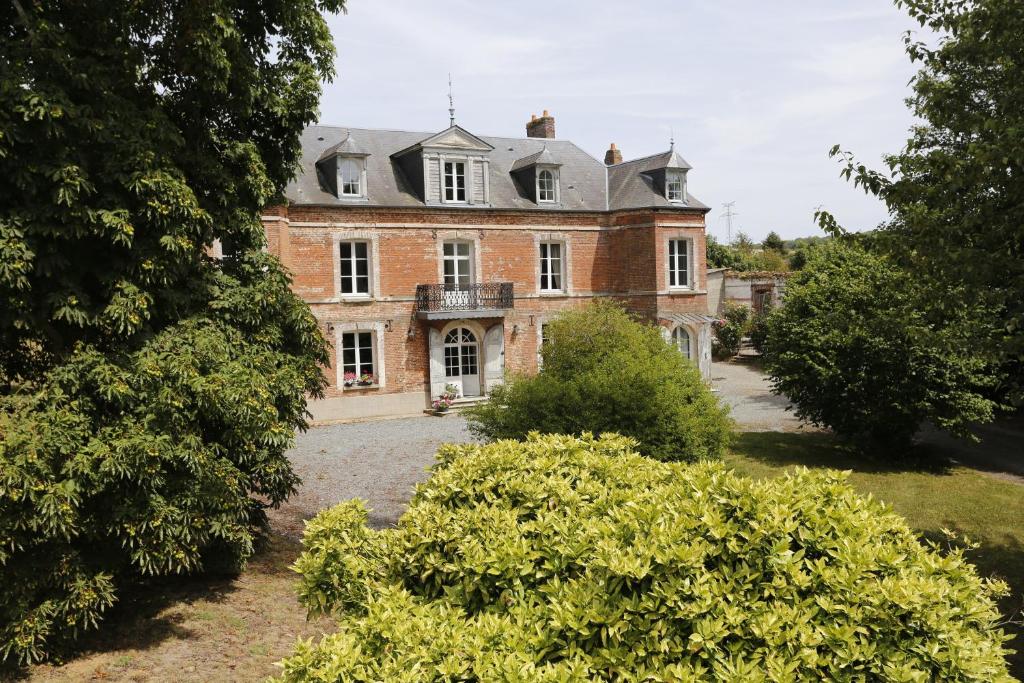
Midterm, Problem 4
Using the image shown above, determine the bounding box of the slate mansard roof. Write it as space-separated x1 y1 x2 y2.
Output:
284 124 710 213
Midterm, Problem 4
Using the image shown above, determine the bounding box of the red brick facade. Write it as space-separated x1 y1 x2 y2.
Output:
263 203 711 421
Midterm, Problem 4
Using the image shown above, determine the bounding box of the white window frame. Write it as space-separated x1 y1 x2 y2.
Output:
443 160 467 203
339 158 364 198
442 240 475 287
538 241 565 293
666 171 686 203
336 323 386 389
667 237 692 290
338 239 372 298
536 167 558 203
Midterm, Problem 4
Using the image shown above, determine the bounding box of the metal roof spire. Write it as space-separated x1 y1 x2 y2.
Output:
670 126 675 151
448 73 455 127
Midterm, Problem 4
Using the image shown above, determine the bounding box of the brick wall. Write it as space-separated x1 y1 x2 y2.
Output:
264 205 710 400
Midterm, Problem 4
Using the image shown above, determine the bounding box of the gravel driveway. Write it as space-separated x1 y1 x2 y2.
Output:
269 362 808 538
268 415 475 537
710 360 807 432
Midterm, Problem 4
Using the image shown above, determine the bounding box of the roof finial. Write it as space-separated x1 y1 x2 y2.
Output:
669 125 675 151
448 73 456 127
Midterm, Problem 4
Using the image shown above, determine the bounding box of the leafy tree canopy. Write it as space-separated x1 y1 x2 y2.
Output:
823 0 1024 402
0 0 342 663
761 230 786 253
763 241 998 451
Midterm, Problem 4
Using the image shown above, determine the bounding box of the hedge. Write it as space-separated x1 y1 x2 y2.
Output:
278 434 1013 682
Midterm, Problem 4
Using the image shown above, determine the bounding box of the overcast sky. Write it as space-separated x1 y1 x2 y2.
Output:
320 1 923 241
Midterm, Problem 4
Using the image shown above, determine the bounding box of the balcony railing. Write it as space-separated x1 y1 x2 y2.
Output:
415 282 514 317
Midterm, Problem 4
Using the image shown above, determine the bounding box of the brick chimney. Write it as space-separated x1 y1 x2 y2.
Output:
604 143 622 165
526 109 556 138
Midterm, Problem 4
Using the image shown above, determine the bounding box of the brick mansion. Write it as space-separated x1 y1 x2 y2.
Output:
261 111 716 421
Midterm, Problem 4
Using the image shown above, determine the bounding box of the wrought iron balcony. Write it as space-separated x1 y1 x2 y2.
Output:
415 282 514 320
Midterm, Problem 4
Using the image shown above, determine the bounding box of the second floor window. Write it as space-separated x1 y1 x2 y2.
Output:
340 159 362 197
340 241 370 295
666 171 685 202
444 161 466 202
537 169 556 202
443 241 472 288
539 242 563 292
668 238 689 288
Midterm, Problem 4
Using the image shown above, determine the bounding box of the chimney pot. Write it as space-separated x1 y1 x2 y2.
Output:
604 143 623 166
526 110 556 139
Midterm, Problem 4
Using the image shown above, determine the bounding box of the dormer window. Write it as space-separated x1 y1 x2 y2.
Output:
340 158 363 197
537 169 557 203
666 171 686 202
443 161 467 202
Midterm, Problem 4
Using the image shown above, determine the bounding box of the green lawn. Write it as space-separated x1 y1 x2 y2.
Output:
726 431 1024 679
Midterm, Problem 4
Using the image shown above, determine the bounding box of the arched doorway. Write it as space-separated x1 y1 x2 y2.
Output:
444 326 480 397
672 326 692 360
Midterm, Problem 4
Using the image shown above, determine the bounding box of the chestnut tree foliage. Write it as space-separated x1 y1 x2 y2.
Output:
0 0 342 663
824 0 1024 403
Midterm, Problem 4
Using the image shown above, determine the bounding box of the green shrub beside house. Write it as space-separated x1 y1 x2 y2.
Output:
465 301 731 462
279 434 1014 682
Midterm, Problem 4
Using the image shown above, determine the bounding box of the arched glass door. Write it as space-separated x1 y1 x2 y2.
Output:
672 326 692 360
444 327 480 396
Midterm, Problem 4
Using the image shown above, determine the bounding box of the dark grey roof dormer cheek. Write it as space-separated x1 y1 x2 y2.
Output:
646 169 666 197
316 155 339 196
511 166 538 202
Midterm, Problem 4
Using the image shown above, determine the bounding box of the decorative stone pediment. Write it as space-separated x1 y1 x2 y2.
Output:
416 125 493 152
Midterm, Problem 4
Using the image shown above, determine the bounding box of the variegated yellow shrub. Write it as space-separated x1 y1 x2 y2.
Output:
281 433 1014 682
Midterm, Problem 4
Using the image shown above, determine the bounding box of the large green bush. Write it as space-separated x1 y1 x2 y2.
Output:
0 0 341 663
465 301 731 461
763 242 997 451
279 434 1014 681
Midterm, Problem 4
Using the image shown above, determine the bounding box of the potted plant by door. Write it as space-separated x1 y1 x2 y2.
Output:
431 384 460 415
431 396 453 414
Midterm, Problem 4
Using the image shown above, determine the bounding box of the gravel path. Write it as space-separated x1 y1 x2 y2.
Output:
270 362 810 538
268 415 475 537
710 360 808 432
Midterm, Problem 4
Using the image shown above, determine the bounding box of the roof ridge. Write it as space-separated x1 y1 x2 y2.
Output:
607 149 672 168
311 122 575 145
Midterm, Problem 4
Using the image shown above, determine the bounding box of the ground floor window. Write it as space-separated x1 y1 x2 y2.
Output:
672 326 691 359
341 331 375 384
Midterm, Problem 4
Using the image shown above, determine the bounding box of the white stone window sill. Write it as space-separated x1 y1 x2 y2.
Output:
667 287 705 295
538 290 568 297
339 295 374 304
